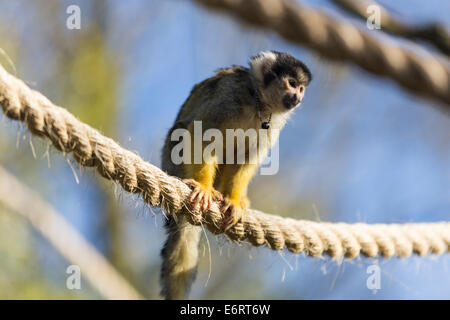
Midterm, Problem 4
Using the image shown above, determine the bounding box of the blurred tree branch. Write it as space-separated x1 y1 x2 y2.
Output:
331 0 450 57
0 167 143 300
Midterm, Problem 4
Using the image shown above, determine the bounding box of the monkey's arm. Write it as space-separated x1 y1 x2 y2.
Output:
186 162 216 190
184 160 223 209
218 164 258 229
183 128 223 211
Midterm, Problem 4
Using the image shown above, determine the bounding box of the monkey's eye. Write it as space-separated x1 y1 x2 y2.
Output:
299 85 305 93
288 79 298 88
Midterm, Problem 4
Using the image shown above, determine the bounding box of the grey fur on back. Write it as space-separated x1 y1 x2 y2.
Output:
161 66 259 178
159 66 260 300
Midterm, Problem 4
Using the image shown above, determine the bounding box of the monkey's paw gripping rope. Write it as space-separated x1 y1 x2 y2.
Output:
0 63 449 259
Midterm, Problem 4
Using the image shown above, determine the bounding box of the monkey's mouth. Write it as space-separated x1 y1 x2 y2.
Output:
282 94 301 109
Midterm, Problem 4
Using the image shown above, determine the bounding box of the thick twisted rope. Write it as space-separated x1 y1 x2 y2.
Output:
331 0 450 57
0 64 449 259
196 0 450 106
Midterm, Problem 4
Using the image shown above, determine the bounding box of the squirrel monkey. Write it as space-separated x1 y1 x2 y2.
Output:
160 51 312 299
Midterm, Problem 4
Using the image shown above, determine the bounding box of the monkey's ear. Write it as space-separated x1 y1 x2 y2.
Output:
249 51 277 83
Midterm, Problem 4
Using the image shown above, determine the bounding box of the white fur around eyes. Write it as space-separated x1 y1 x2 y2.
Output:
250 51 277 82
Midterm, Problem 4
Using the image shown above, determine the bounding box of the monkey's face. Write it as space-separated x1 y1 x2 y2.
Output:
281 76 306 110
263 74 308 112
251 51 312 113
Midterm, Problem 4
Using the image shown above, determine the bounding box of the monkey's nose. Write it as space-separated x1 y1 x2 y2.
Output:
283 93 300 109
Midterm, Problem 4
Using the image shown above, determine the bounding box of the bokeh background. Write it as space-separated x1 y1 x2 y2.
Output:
0 0 449 299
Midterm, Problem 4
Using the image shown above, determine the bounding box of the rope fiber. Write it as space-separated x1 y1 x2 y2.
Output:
0 63 449 259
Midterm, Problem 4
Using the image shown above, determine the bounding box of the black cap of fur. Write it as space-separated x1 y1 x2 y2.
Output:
251 51 312 87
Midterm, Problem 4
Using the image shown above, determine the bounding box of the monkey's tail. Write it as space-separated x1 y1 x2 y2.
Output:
160 216 202 300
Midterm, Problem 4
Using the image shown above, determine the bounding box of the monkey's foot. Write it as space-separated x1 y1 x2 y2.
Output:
221 198 244 231
182 179 223 212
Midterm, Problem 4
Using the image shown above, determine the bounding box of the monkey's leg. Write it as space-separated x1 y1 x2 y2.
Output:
218 164 257 230
184 158 223 211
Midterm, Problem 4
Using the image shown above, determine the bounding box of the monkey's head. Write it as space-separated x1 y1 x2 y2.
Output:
250 51 312 112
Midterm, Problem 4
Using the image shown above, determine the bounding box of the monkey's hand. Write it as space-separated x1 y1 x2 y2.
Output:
183 179 223 212
220 197 246 231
